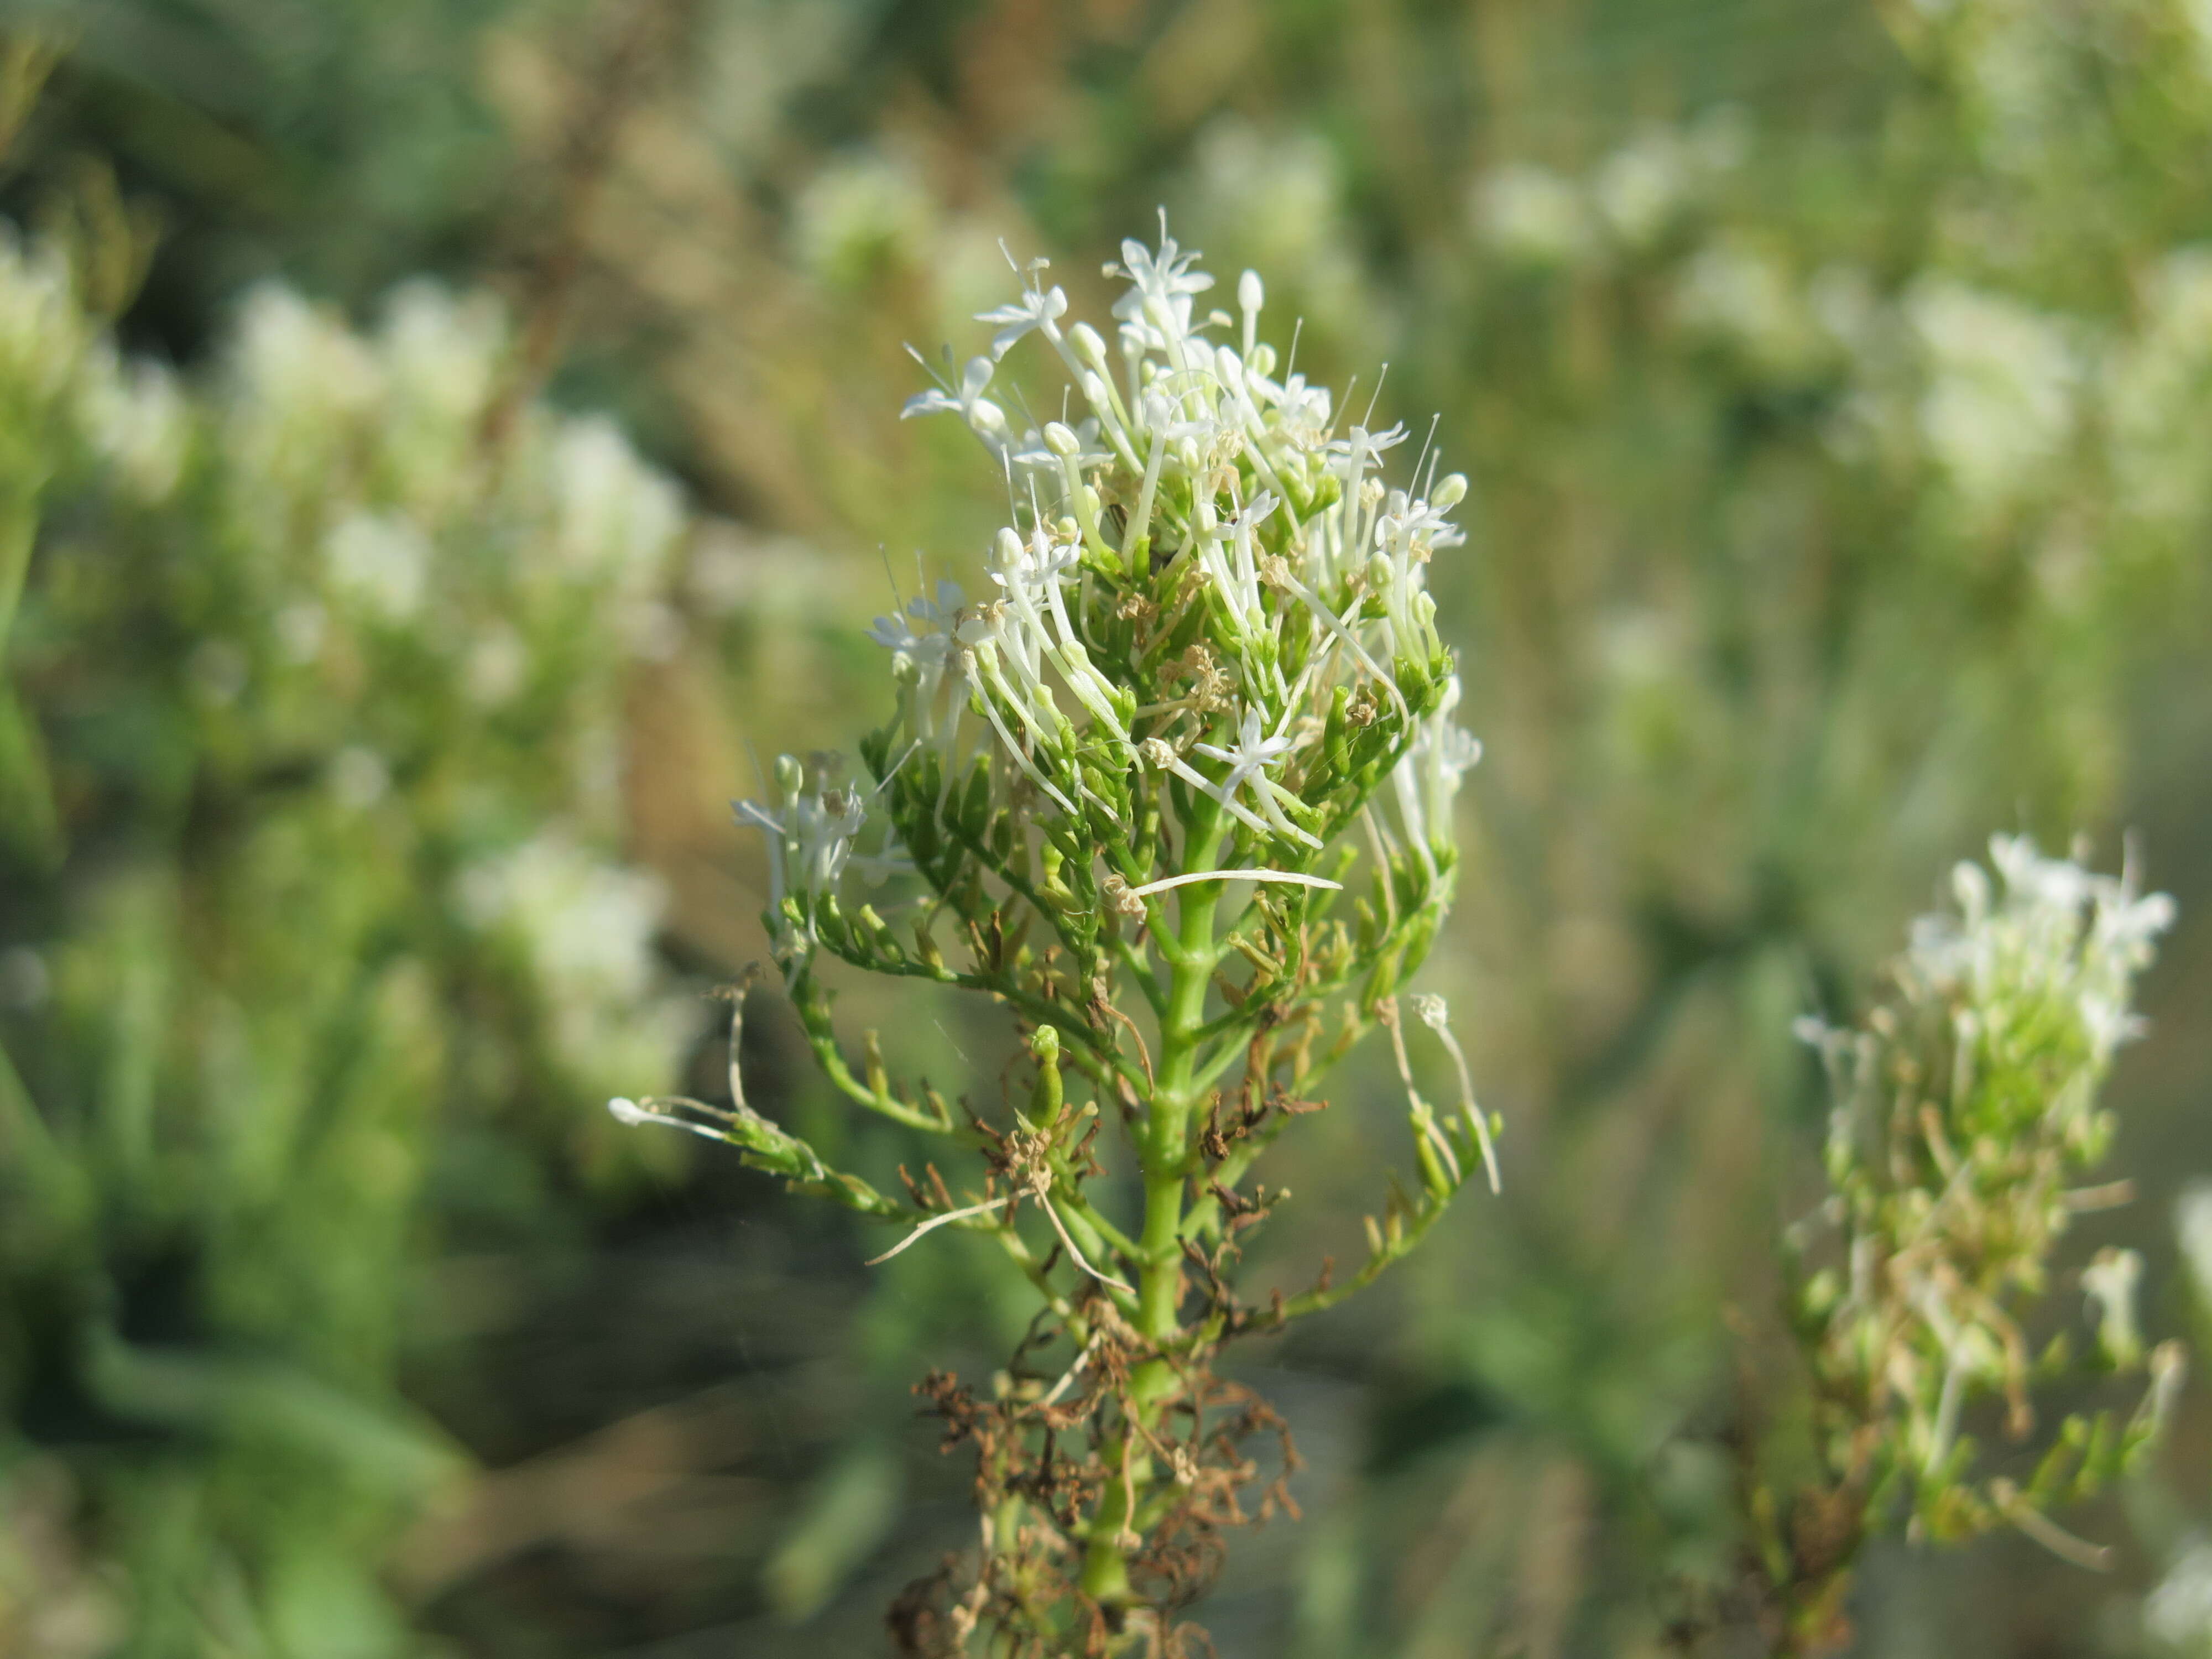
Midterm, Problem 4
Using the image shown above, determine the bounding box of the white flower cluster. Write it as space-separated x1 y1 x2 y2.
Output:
1903 834 2174 1081
740 232 1480 947
0 231 97 403
1906 281 2080 524
1469 117 1746 268
733 752 895 946
0 237 700 1112
1462 100 2212 564
457 833 695 1097
1793 836 2178 1530
0 229 190 505
2105 247 2212 534
218 281 684 639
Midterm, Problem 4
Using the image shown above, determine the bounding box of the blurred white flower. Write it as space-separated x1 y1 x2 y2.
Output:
457 833 667 1008
378 279 504 430
324 510 431 622
224 285 383 505
2081 1246 2145 1369
1184 120 1368 337
458 832 690 1091
274 601 327 665
0 946 50 1012
0 231 92 398
328 746 392 810
2105 247 2212 533
2177 1183 2212 1311
790 149 937 289
1673 239 1815 374
2148 1538 2212 1650
1901 836 2173 1105
1907 280 2078 521
1594 131 1693 248
76 345 189 502
1472 163 1593 267
547 416 684 590
375 280 507 510
465 624 529 707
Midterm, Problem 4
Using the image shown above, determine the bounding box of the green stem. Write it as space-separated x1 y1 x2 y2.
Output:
1081 795 1226 1604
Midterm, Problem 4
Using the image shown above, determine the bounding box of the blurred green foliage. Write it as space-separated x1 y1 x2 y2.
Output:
0 2 2208 1656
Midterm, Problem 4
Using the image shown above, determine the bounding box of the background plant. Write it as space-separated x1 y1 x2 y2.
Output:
1712 838 2180 1654
0 75 699 1650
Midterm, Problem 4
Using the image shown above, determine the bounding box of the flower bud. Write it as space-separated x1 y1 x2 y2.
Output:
1433 472 1468 509
1238 269 1264 315
1044 421 1079 457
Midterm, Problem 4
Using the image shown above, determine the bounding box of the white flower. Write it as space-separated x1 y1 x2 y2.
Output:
1109 229 1215 316
872 578 969 753
1392 675 1481 867
458 835 690 1094
887 227 1478 870
977 277 1069 361
869 577 964 654
733 755 868 943
1182 703 1319 848
225 284 382 479
1903 836 2173 1087
901 353 1006 445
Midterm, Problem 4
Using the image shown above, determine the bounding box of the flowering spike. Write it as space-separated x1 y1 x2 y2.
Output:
612 231 1488 1649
